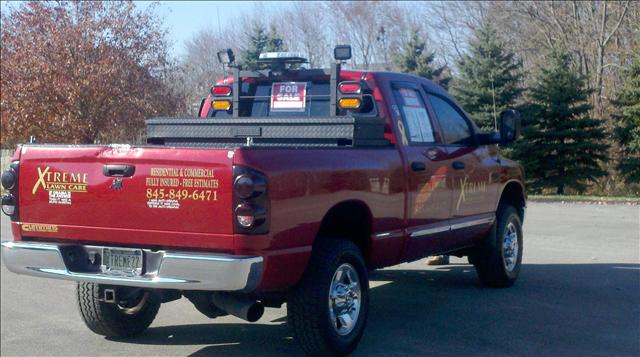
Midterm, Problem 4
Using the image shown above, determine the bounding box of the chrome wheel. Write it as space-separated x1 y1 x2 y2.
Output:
328 263 361 336
502 222 519 272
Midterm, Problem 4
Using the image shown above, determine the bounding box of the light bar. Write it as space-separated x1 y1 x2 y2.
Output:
257 52 308 64
258 52 305 59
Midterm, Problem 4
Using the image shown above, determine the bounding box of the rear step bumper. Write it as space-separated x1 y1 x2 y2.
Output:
1 241 263 292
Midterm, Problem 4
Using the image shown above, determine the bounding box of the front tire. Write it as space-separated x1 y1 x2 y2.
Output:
76 283 161 338
470 205 523 287
288 240 369 356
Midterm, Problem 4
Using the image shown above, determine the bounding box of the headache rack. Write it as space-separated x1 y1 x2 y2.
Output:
147 46 389 148
214 47 368 119
146 116 389 148
226 64 343 118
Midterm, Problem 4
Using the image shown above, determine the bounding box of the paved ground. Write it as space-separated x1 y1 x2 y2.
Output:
1 202 639 356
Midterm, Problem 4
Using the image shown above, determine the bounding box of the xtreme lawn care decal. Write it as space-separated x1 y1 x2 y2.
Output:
32 166 88 205
21 223 59 233
145 167 219 209
456 176 488 212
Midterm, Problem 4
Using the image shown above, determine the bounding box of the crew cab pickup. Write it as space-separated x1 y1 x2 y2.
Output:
1 48 526 356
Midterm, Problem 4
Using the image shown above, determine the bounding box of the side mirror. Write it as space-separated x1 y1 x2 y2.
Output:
499 109 521 143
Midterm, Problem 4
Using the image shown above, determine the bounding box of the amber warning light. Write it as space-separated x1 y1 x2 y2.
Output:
212 100 231 111
338 98 361 109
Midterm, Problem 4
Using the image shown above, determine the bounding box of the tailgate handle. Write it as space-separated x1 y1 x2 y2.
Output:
103 165 135 177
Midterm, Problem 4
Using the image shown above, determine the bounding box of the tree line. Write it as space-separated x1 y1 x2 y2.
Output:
1 1 638 195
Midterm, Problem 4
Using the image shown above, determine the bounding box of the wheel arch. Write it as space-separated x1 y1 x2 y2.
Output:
315 200 374 268
497 180 526 220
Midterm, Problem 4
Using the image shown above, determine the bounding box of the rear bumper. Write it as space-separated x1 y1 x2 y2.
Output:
1 241 263 292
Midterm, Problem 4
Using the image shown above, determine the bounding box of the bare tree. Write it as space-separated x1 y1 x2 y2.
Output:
177 28 228 113
421 1 489 69
488 1 633 110
280 2 331 68
325 1 400 69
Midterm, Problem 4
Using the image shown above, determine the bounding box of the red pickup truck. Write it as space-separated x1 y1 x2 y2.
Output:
1 47 525 356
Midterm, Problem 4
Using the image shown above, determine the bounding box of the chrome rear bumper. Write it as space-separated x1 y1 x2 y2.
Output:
1 241 262 291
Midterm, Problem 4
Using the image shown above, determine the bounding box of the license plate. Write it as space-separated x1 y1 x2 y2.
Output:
101 248 143 276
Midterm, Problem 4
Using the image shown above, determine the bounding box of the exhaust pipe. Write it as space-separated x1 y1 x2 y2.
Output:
211 293 264 322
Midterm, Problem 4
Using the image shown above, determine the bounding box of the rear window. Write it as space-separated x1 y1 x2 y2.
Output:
207 80 375 118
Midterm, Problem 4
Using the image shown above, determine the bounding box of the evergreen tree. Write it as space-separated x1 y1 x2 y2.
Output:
514 49 608 194
612 55 640 185
451 20 523 131
265 26 286 53
241 25 286 69
393 28 451 89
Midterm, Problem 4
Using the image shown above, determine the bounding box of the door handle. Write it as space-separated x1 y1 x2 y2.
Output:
452 161 465 170
411 161 426 172
103 164 135 177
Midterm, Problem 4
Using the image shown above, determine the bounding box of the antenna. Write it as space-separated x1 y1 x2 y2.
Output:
216 7 222 38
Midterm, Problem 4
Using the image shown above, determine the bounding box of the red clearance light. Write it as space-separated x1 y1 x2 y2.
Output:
338 82 362 94
211 85 232 96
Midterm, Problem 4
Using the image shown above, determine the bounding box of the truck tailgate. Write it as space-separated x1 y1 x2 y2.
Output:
17 145 233 247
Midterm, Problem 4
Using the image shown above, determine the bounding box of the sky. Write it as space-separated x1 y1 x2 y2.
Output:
0 1 287 59
135 1 283 58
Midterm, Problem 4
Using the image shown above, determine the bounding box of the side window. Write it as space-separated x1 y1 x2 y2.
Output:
392 88 437 144
428 94 473 145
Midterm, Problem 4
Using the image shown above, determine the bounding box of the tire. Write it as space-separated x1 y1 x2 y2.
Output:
76 283 161 338
288 239 369 356
470 205 523 287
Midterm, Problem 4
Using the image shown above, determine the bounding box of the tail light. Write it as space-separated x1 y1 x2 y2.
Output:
337 81 363 111
233 166 268 234
1 195 16 216
235 203 259 228
1 166 17 190
1 161 19 220
212 85 232 96
234 174 266 199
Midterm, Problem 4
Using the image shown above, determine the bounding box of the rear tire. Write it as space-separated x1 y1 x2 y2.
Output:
76 283 160 338
288 239 369 356
470 205 523 287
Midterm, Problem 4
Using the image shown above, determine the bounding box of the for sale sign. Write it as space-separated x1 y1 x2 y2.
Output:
270 82 307 112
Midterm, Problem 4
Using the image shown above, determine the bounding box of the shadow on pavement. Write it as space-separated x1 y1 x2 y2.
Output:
118 263 640 357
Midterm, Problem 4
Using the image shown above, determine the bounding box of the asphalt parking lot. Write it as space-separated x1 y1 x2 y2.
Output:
1 202 639 357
